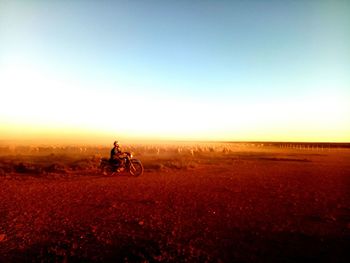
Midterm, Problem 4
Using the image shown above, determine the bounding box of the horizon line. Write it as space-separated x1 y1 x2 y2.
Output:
1 139 349 147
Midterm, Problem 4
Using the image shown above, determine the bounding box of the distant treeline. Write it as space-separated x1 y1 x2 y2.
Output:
263 142 350 149
0 142 349 155
0 146 109 155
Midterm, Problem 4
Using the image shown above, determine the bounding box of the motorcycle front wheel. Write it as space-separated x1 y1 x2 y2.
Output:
129 159 144 177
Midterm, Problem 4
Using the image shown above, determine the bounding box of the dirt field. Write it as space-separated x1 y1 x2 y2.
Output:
0 144 349 262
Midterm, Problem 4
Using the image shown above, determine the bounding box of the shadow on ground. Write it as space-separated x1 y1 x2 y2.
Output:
2 231 349 262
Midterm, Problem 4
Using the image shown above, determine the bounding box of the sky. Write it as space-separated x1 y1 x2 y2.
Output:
1 0 349 143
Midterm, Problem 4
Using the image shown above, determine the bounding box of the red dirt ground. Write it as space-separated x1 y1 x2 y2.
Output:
0 147 349 262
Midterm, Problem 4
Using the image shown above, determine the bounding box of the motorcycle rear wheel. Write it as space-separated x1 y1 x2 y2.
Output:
102 165 114 176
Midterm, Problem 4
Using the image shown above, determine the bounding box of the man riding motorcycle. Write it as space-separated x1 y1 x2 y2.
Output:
101 140 143 176
110 141 124 171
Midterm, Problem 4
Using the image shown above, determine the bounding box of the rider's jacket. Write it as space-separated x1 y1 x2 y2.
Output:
110 146 122 161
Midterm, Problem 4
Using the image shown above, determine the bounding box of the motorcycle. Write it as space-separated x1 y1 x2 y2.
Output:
100 152 144 177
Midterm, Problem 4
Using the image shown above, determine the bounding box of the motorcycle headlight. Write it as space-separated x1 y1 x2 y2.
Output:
130 154 133 158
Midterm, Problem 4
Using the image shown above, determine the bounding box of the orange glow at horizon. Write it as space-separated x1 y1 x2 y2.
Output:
1 64 350 144
1 111 350 144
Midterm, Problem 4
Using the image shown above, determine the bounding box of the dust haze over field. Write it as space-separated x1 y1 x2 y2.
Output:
0 141 349 262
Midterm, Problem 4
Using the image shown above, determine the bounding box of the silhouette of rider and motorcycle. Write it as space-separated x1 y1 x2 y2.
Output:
100 141 144 176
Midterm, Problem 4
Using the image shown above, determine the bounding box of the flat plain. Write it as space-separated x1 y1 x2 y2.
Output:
0 143 349 262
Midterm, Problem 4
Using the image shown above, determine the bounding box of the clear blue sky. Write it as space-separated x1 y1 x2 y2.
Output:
1 0 349 142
